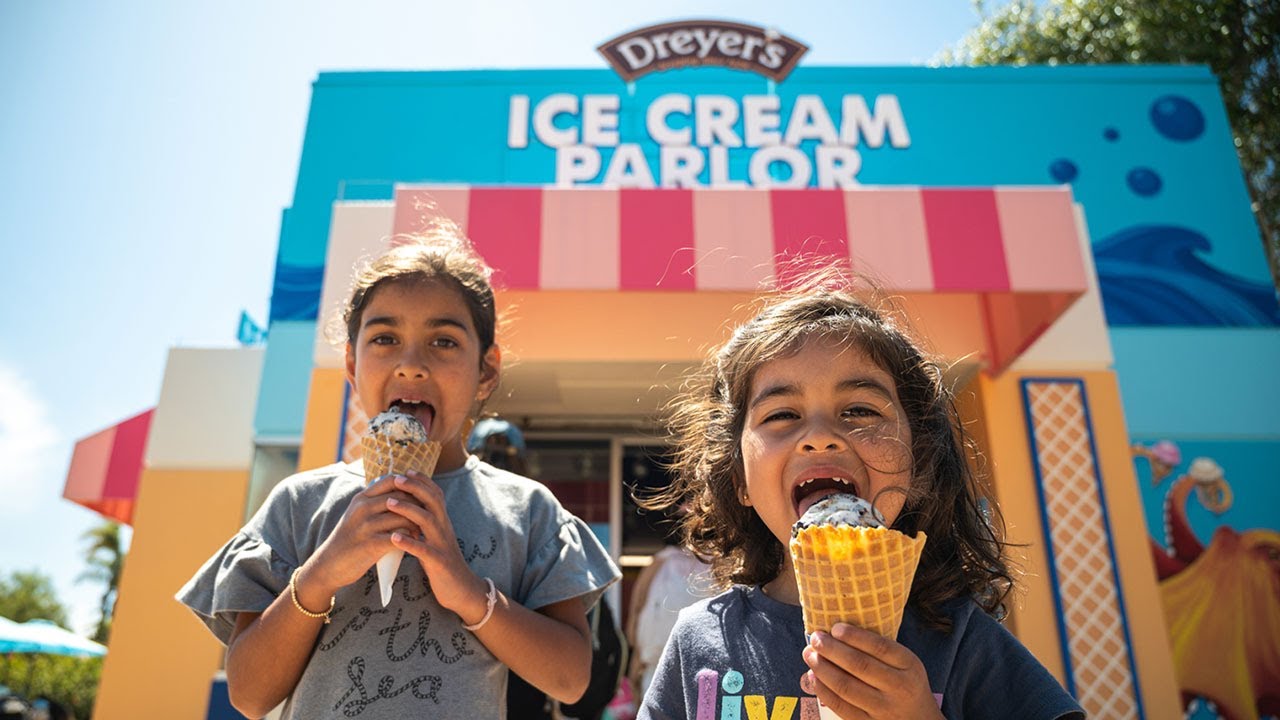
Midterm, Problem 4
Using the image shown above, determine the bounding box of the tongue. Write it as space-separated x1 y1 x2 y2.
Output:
396 404 433 437
796 489 854 517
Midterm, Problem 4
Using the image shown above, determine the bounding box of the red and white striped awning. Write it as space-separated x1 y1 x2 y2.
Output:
392 185 1088 370
62 409 152 525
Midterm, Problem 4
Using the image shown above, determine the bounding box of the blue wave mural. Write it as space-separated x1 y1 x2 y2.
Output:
270 261 325 322
1095 225 1280 326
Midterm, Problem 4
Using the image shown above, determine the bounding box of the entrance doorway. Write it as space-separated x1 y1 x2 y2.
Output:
521 434 677 633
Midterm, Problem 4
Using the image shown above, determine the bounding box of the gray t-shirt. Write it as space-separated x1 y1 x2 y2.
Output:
178 456 620 719
639 585 1085 720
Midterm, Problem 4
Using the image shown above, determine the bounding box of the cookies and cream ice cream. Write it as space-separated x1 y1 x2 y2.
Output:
367 407 430 444
793 493 886 532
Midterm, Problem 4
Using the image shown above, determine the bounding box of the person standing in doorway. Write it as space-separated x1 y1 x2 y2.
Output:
626 512 710 700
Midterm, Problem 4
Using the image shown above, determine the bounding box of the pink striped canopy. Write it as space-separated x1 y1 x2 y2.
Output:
62 409 152 525
392 185 1088 370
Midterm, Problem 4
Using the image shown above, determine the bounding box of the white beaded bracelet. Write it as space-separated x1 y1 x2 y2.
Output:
463 577 497 632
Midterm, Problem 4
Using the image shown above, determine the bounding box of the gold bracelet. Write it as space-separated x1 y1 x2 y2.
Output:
289 567 334 624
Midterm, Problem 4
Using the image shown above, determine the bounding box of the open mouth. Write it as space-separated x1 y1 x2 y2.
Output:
793 477 857 517
389 399 435 435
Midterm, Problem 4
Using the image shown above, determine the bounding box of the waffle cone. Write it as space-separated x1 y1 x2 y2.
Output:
790 526 926 639
361 436 442 481
360 436 442 606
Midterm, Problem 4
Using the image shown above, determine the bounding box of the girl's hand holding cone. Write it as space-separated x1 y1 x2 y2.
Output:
299 474 428 600
802 623 944 720
386 471 491 626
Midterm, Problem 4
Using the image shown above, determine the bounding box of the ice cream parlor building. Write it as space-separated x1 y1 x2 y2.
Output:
65 19 1279 720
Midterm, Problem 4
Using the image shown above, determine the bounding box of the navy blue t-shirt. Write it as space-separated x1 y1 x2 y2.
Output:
639 585 1085 720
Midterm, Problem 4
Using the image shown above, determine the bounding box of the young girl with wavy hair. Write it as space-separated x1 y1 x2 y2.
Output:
638 272 1083 720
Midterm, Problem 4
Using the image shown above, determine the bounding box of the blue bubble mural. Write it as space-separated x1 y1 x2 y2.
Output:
1151 95 1206 141
1127 167 1163 197
1039 89 1276 327
1049 158 1078 183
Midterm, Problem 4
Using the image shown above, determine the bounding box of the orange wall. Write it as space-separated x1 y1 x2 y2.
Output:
496 290 756 363
960 373 1063 672
93 468 249 720
970 369 1180 718
299 367 347 473
496 290 994 366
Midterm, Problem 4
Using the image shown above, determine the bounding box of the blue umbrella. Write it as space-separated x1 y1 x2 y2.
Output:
0 617 105 658
0 616 40 654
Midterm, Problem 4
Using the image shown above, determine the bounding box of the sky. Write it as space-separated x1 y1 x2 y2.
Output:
0 1 982 637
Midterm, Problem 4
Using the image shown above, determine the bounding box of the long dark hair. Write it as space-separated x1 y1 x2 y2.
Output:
647 269 1013 629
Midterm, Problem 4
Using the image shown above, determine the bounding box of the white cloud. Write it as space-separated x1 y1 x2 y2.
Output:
0 362 60 515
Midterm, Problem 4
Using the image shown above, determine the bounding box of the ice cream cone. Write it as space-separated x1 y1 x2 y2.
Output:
789 525 926 640
361 435 442 606
361 435 442 480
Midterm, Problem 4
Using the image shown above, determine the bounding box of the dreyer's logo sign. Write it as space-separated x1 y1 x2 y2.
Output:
597 20 807 82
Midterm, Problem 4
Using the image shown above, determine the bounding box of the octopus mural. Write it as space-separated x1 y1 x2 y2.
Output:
1137 445 1280 720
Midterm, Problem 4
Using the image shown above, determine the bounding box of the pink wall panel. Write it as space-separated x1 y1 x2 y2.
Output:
64 425 115 501
844 188 934 290
692 190 775 291
996 188 1087 291
102 410 152 499
620 189 696 290
467 188 542 289
922 189 1010 291
541 188 620 289
770 189 849 261
392 186 471 237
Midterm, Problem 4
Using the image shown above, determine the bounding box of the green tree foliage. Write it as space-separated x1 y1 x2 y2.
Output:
941 0 1280 288
0 572 98 717
0 654 101 719
0 571 68 627
78 522 123 645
